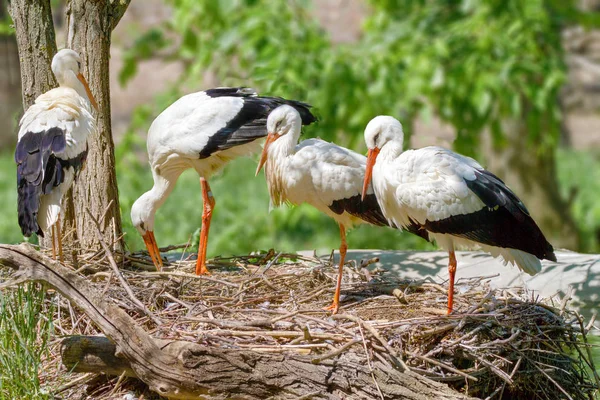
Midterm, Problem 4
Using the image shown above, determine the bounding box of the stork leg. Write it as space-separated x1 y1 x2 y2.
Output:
447 250 457 315
56 214 64 263
324 223 347 314
195 178 215 275
51 224 57 260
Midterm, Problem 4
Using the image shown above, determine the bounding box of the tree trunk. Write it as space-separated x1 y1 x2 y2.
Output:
6 0 57 110
482 117 580 251
61 0 130 251
0 1 23 148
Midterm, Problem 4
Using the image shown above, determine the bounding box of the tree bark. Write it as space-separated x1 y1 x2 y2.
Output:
6 0 57 110
0 1 22 147
61 0 130 251
482 117 581 250
0 244 475 400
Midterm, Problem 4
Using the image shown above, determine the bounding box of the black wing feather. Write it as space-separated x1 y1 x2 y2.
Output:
329 194 430 242
199 88 317 159
15 127 87 237
421 169 556 261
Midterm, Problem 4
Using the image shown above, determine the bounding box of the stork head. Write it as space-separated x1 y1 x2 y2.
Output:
361 116 404 200
131 194 163 271
255 105 302 175
51 49 98 111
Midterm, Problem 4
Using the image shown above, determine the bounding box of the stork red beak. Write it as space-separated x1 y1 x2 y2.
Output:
77 72 99 112
255 132 281 176
142 231 163 271
362 147 380 201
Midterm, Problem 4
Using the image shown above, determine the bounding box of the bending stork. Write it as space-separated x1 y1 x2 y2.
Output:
130 88 316 274
361 116 556 314
15 48 98 261
256 105 428 313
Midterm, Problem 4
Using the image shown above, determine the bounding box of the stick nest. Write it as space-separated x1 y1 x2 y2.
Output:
23 247 600 399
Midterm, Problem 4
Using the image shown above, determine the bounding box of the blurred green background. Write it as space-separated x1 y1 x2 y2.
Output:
1 0 600 257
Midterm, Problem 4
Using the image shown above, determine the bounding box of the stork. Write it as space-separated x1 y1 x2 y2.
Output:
255 106 429 314
361 116 556 314
130 88 316 274
15 48 98 261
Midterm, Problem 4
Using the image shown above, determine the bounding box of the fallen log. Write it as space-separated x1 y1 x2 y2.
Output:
0 244 474 400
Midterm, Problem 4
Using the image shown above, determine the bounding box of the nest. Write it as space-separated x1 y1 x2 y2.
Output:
16 246 600 399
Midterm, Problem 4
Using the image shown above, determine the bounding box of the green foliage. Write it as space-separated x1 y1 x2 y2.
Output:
121 0 584 156
0 284 53 399
556 149 600 252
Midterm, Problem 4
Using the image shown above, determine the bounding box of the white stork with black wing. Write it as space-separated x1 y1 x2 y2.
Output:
255 105 429 314
15 49 98 261
131 88 316 274
361 116 556 314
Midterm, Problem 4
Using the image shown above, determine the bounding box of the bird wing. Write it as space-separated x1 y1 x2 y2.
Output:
149 88 316 163
391 147 487 224
15 90 92 236
282 139 387 227
390 147 554 260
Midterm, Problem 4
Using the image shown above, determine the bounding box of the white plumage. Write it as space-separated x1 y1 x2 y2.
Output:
362 116 556 314
15 49 97 260
131 88 316 273
256 105 395 313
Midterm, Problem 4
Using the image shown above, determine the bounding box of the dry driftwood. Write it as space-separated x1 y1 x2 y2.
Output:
0 244 474 400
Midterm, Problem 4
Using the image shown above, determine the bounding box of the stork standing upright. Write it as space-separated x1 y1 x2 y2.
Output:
130 88 316 274
15 49 98 261
256 106 429 313
361 116 556 314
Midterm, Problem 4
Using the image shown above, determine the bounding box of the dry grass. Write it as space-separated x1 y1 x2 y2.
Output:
14 245 600 400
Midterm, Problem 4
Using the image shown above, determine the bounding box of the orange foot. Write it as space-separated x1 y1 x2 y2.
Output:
195 263 212 275
323 301 340 314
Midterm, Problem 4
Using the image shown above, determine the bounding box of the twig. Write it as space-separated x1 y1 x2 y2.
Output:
358 323 384 400
54 372 96 393
407 352 478 382
333 314 409 372
141 270 239 287
85 207 162 326
311 339 361 364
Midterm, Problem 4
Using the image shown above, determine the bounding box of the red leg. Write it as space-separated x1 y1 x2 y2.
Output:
196 178 215 275
324 224 347 314
51 224 57 260
56 214 64 263
447 250 457 315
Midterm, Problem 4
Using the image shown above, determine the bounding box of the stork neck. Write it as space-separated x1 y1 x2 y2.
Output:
264 133 297 209
61 71 92 104
269 131 298 160
379 140 404 163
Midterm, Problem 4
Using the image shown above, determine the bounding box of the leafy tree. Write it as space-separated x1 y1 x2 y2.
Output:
122 0 590 250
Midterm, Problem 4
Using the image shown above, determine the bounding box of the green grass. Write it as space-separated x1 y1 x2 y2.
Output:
0 284 53 400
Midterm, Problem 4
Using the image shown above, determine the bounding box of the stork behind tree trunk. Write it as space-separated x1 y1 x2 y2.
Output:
15 49 98 261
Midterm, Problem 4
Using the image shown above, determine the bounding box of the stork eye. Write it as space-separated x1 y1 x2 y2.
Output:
77 61 82 69
373 133 380 144
140 222 145 230
275 120 283 130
